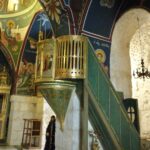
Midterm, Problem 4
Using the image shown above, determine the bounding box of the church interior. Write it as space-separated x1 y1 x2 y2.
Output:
0 0 150 149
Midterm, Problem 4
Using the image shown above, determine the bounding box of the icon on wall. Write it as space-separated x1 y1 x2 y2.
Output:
95 49 106 63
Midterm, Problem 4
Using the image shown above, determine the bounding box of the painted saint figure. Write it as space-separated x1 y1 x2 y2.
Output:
48 55 53 70
44 115 56 150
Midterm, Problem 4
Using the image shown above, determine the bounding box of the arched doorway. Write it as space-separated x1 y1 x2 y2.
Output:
110 8 150 98
130 22 150 141
110 8 150 146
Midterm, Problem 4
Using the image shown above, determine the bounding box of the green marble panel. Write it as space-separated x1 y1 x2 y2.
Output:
87 42 140 150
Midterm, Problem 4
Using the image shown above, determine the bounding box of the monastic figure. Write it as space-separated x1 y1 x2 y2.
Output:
44 115 56 150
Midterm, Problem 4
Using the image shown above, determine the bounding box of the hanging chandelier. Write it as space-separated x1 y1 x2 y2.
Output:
133 17 150 80
133 58 150 80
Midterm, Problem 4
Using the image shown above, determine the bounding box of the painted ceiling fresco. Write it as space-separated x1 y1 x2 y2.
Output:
1 0 150 92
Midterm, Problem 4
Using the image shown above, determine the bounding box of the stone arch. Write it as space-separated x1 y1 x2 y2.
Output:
110 8 150 98
130 22 150 140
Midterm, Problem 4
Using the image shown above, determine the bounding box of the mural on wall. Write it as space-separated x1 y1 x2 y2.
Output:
39 0 70 37
89 37 110 74
17 11 52 88
0 0 7 13
38 0 122 74
1 19 23 67
78 0 124 74
79 0 150 74
0 0 36 13
0 1 41 69
1 0 150 90
81 0 123 40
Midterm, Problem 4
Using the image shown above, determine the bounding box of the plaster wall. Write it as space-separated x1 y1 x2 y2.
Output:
110 8 150 98
130 23 150 140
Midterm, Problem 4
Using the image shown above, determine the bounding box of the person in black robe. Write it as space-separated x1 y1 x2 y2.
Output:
44 115 56 150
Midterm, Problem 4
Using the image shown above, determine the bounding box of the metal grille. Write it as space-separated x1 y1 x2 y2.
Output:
55 35 87 79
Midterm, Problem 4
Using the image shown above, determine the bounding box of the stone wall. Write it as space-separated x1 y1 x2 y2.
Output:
111 8 150 149
7 95 43 146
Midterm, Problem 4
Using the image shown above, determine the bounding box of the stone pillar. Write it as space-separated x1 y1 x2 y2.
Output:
55 89 81 150
81 84 88 150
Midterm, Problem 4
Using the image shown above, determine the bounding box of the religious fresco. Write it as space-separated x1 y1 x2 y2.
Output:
39 0 70 36
39 0 121 73
79 0 124 74
0 0 7 13
36 39 54 79
17 12 52 88
1 0 150 92
82 0 123 39
0 1 41 70
89 37 110 74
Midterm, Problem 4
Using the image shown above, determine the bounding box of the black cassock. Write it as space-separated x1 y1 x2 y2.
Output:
44 120 56 150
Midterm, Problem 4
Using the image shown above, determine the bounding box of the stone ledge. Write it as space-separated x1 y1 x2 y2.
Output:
0 146 17 150
10 95 43 104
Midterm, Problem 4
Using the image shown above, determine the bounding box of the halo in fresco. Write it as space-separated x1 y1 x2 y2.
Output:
95 49 106 63
6 20 16 28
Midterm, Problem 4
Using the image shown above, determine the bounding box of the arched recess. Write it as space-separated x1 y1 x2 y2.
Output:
110 8 150 98
130 22 150 139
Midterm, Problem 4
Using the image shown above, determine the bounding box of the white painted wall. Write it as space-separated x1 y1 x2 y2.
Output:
110 8 150 98
130 23 150 140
